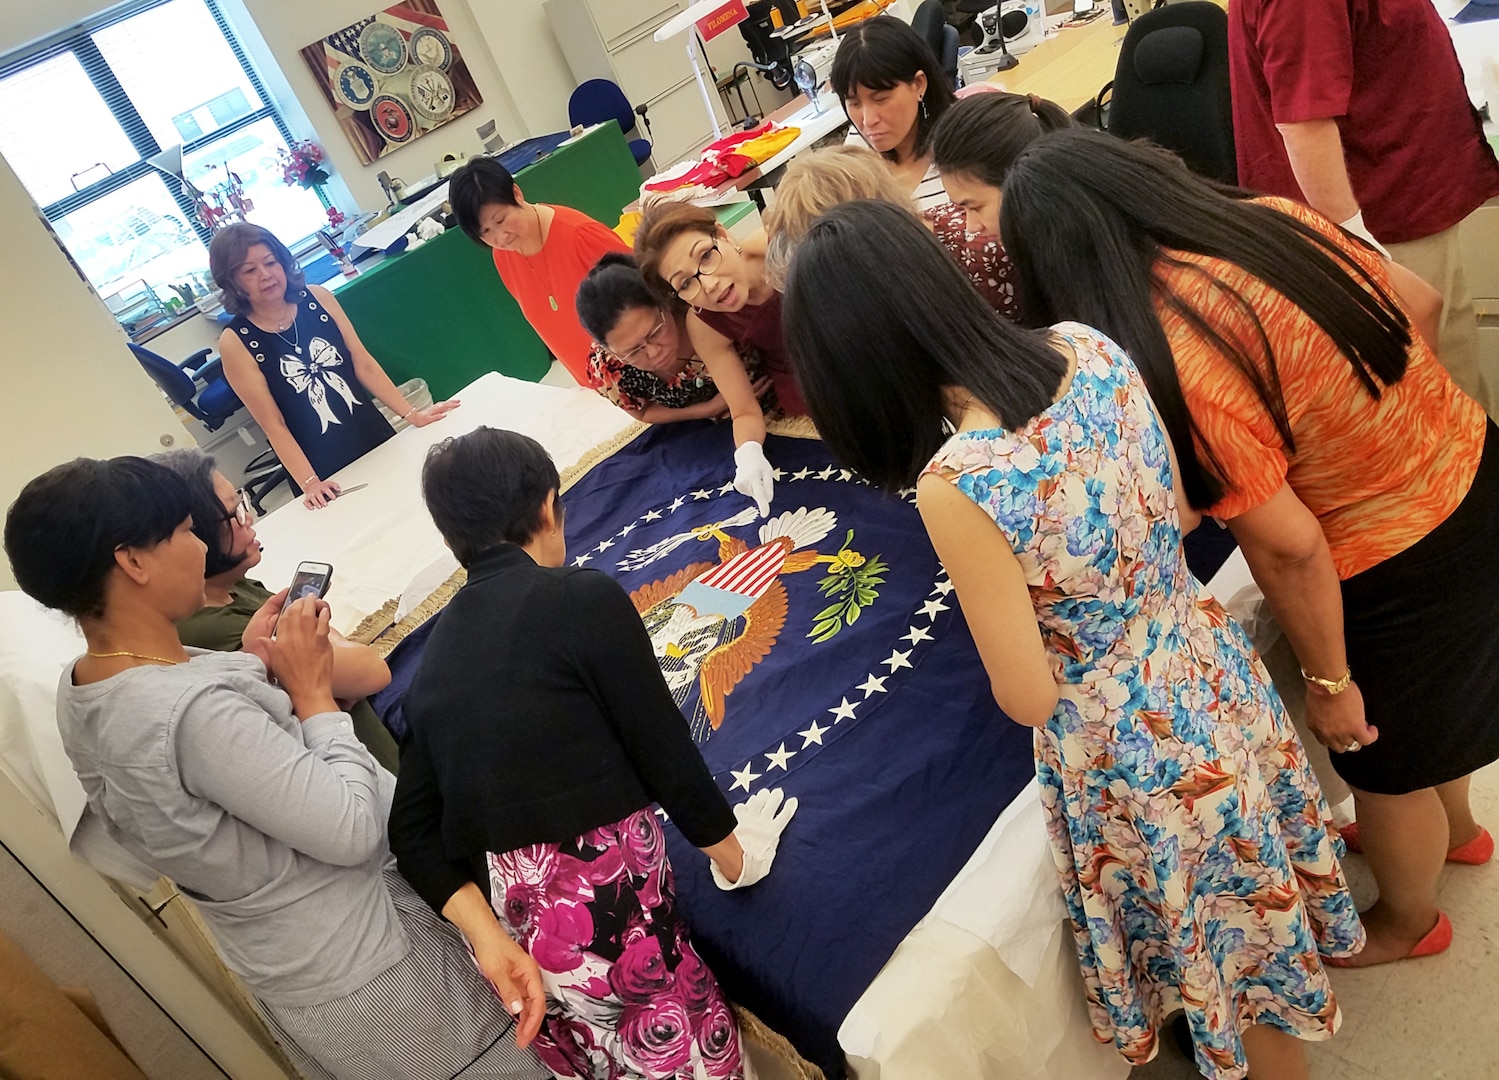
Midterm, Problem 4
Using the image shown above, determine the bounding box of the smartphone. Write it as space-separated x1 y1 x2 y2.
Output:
287 561 334 603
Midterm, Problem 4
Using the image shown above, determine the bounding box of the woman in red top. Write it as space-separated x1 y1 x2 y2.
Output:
998 129 1499 972
448 158 629 385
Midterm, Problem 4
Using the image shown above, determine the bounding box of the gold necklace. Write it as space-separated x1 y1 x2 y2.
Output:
529 204 558 311
87 650 182 666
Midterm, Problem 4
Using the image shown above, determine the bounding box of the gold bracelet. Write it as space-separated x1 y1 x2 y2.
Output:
1301 666 1352 695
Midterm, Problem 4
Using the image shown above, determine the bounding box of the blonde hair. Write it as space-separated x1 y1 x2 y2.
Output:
763 145 914 288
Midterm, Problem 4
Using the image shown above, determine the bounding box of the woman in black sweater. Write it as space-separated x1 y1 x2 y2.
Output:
389 427 795 1080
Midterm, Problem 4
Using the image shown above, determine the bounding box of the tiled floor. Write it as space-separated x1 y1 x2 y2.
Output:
1134 763 1499 1080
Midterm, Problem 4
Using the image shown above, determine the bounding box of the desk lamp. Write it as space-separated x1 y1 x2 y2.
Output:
657 0 748 142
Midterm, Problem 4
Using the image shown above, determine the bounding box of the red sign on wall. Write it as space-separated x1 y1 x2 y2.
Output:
697 0 749 41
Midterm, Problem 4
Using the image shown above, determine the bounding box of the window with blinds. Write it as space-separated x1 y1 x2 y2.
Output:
0 0 328 331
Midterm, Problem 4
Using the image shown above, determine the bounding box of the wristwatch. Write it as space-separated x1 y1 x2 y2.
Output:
1301 666 1352 695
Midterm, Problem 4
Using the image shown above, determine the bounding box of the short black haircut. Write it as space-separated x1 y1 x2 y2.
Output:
421 427 560 566
783 200 1067 491
831 16 956 161
152 448 242 578
575 252 674 343
5 457 193 619
448 157 519 246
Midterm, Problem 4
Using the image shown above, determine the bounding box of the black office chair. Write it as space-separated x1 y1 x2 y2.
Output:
912 0 961 91
740 1 796 90
1102 1 1236 182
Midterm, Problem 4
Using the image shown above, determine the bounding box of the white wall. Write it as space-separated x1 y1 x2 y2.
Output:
218 0 529 212
473 0 578 138
0 154 194 592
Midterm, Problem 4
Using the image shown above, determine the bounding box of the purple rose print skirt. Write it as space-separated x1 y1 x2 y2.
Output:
488 809 747 1079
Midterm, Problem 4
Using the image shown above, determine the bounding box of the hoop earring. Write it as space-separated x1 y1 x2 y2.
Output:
691 304 704 315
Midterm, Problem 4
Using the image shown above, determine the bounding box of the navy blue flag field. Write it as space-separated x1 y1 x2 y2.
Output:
377 421 1038 1075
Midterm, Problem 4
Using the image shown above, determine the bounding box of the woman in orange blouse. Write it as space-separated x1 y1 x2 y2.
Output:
999 129 1499 971
447 158 629 385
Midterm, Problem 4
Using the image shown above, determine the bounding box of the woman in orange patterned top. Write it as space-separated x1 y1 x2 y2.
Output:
999 129 1499 971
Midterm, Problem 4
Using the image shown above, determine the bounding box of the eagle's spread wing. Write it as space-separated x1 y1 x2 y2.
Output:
699 578 788 728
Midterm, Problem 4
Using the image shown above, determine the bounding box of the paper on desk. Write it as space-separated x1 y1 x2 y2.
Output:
352 182 451 250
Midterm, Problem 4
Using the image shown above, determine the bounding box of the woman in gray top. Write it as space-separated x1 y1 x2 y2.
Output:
2 455 548 1080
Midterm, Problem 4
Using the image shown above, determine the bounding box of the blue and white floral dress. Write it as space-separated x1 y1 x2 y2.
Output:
924 323 1364 1080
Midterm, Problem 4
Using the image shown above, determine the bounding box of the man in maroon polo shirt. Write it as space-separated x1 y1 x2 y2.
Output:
1229 0 1499 417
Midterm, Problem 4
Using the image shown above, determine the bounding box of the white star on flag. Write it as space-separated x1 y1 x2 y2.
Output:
882 648 913 672
917 598 950 620
828 697 858 723
643 509 663 521
572 554 593 566
901 624 934 646
798 719 829 747
771 468 784 480
838 469 853 481
596 539 614 552
729 763 762 792
718 482 736 495
668 497 686 511
792 468 812 481
896 487 917 499
856 673 888 697
691 489 712 500
619 523 635 536
932 580 955 595
817 466 836 480
764 743 796 770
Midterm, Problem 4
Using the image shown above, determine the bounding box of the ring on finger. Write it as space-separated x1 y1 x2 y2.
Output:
1343 740 1361 752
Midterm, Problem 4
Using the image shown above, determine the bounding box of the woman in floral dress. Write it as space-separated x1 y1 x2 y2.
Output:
781 201 1362 1080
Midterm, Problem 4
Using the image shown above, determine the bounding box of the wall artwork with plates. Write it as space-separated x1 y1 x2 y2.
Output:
299 1 483 164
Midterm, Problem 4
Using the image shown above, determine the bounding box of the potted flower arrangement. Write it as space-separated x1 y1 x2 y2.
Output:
277 138 331 190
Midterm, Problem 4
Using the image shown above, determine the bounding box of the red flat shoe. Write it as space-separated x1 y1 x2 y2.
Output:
1338 823 1494 866
1324 911 1453 967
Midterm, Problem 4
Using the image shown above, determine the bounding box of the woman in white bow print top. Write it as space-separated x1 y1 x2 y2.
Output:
212 224 459 508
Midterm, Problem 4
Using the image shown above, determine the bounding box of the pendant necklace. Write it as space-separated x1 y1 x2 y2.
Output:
530 204 558 311
275 306 303 354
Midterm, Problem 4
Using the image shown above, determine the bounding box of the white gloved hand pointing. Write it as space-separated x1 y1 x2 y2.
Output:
733 441 775 518
711 787 799 890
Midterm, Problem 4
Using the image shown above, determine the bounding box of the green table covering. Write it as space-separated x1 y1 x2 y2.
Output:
332 124 642 399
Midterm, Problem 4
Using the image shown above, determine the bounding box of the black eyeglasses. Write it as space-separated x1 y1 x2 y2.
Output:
608 309 669 364
673 240 724 301
221 488 254 527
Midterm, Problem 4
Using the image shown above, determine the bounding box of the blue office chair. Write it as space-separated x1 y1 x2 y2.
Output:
129 342 291 511
129 344 243 432
568 79 653 166
912 0 961 91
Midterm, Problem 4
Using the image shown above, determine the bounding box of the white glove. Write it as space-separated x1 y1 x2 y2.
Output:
733 441 775 517
1338 210 1391 259
711 787 799 891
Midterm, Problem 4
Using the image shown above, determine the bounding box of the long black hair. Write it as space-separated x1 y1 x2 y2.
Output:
5 457 192 619
830 16 956 162
999 128 1411 509
783 200 1067 490
575 253 677 343
931 90 1074 187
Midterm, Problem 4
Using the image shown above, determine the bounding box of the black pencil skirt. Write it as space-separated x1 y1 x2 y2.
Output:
1334 421 1499 795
